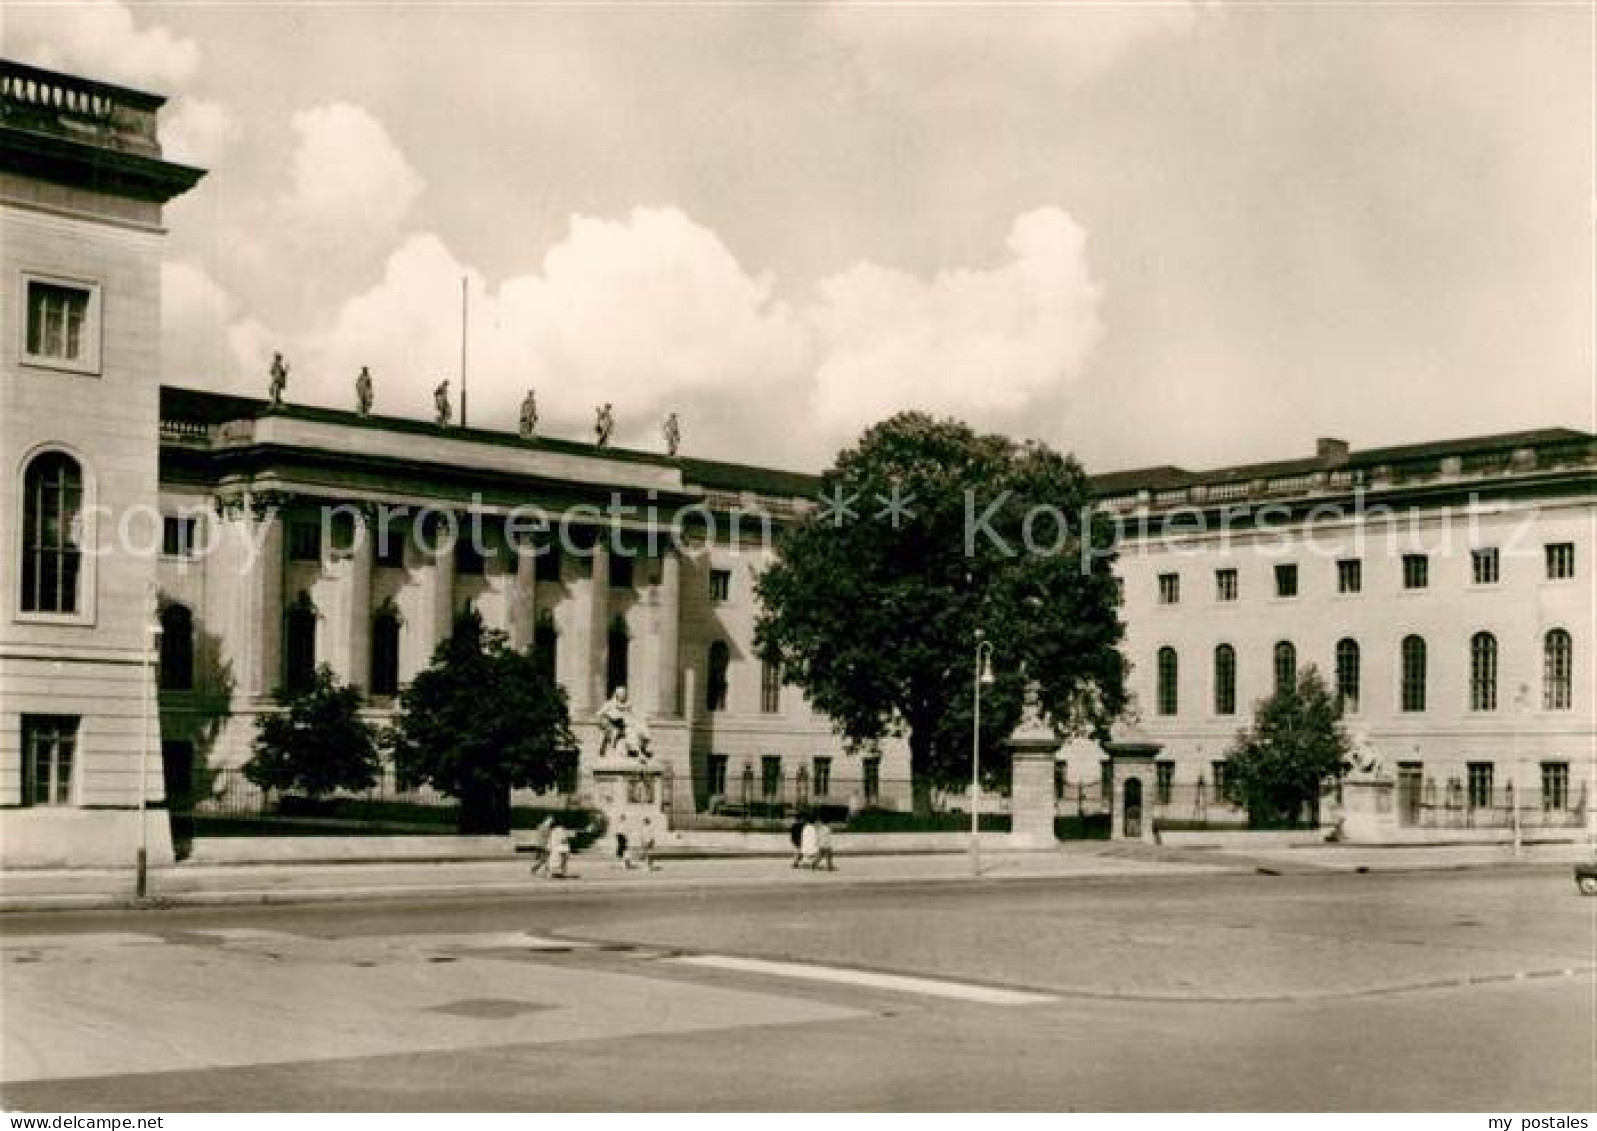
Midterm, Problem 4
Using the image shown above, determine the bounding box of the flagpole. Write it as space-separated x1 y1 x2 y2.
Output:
459 276 469 428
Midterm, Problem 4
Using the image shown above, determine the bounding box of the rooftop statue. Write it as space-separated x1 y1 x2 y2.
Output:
267 352 289 408
595 402 615 447
433 379 452 428
662 411 681 456
519 388 538 440
355 366 374 418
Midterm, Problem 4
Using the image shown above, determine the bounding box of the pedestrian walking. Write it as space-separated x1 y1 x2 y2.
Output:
799 818 821 869
527 816 555 876
547 823 572 878
815 819 836 871
790 814 807 868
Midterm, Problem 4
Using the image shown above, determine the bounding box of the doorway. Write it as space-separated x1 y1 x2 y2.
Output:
1123 777 1143 839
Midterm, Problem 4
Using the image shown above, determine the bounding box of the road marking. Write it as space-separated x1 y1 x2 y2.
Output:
0 932 164 950
188 928 302 942
670 954 1058 1005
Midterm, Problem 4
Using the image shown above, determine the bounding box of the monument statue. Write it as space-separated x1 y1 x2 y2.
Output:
662 411 681 456
595 402 615 447
355 366 374 418
433 379 452 428
1345 730 1386 779
519 388 539 440
267 352 289 408
596 686 651 760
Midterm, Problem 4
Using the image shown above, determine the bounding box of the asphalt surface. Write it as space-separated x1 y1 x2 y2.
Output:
3 868 1593 1111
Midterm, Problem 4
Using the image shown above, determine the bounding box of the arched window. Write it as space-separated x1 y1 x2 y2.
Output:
1273 641 1296 695
283 592 318 694
159 604 194 691
1469 632 1498 712
1401 635 1427 712
1213 644 1236 715
1543 629 1573 710
370 604 402 697
532 614 558 688
1156 646 1178 716
606 616 630 696
707 641 730 713
1335 638 1360 713
21 452 84 614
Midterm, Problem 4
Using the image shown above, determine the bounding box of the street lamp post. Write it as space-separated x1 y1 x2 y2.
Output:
971 637 995 877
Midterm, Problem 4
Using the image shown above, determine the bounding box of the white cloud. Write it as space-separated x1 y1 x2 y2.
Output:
285 103 423 242
821 4 1201 100
231 204 1101 456
162 98 241 165
161 260 273 390
5 0 199 90
807 208 1103 433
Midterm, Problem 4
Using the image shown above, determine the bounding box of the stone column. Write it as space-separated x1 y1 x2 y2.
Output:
509 541 537 651
1008 740 1060 849
1339 775 1397 843
654 547 681 716
583 539 610 712
429 514 456 650
344 505 373 691
247 493 285 698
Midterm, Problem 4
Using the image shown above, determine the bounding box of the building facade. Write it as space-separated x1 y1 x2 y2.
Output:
0 61 203 865
1 60 1591 866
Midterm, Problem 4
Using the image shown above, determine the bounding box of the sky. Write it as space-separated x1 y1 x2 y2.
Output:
7 2 1593 475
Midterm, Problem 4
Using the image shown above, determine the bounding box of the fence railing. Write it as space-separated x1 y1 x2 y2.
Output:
1403 782 1587 831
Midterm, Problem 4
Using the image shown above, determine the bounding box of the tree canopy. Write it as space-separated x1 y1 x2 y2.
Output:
1225 665 1351 827
245 664 380 798
387 608 577 833
754 412 1126 807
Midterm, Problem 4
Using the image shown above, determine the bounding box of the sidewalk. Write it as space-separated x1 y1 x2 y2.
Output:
0 839 1579 914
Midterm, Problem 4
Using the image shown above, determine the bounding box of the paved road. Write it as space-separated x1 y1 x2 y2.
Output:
3 868 1592 1111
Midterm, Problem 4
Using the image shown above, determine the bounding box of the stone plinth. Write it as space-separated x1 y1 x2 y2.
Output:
588 759 666 857
1008 740 1060 849
1338 775 1397 843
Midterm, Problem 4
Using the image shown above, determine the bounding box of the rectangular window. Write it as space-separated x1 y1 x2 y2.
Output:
1541 762 1569 810
534 545 561 583
1100 760 1112 802
760 659 781 714
1471 547 1500 585
23 277 100 373
1337 558 1362 594
709 568 732 603
609 553 635 588
1157 572 1180 605
162 515 199 559
761 755 782 801
706 753 728 799
22 715 77 806
287 521 322 563
1155 761 1174 805
1402 553 1429 590
812 756 832 798
1274 563 1298 598
863 757 881 805
1545 542 1575 580
1467 763 1494 809
374 522 406 568
1214 568 1237 602
1210 760 1230 803
454 537 487 576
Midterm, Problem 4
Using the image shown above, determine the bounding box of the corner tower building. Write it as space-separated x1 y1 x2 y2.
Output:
0 61 204 865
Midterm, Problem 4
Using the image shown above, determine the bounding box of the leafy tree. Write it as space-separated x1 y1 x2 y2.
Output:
1225 665 1351 827
387 608 577 834
755 412 1126 814
245 665 381 799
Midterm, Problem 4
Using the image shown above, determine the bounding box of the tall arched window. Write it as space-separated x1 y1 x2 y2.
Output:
159 603 194 691
532 614 558 688
1213 644 1236 715
706 641 730 712
1273 641 1296 695
1335 638 1360 713
370 604 402 696
1156 646 1178 716
1543 629 1573 710
1401 635 1427 712
1469 632 1498 712
606 616 630 696
283 592 318 694
21 452 84 614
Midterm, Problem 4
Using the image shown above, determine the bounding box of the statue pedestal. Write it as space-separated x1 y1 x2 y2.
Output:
588 759 666 858
1008 741 1060 849
1339 776 1396 843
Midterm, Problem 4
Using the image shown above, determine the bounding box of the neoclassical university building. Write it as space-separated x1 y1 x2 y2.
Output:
3 60 1593 865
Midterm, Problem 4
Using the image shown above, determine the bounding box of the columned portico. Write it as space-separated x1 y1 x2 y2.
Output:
428 516 456 648
509 540 538 652
248 496 285 698
582 540 610 713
